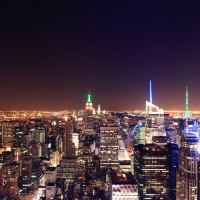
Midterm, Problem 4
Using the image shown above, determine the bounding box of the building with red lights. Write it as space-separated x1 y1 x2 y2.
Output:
85 92 93 111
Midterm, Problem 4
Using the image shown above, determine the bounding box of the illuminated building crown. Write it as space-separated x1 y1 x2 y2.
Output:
86 92 93 110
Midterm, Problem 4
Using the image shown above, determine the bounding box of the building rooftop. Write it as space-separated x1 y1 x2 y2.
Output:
62 156 77 159
152 136 168 143
110 171 137 185
46 167 57 171
47 182 56 187
184 134 199 142
135 144 168 155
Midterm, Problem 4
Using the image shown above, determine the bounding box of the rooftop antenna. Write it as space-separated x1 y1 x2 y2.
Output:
149 80 152 104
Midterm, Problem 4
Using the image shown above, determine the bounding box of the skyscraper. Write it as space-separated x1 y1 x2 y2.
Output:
0 151 19 199
97 104 101 115
19 155 33 194
63 120 75 157
166 143 179 200
99 126 119 169
134 144 169 199
57 120 77 184
136 123 145 145
28 140 40 160
1 164 19 198
176 134 199 200
185 87 190 118
0 121 16 150
85 92 93 111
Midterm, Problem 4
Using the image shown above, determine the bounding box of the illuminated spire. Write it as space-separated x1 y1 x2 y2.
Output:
87 92 92 103
97 104 101 115
86 92 93 110
185 87 190 118
149 80 152 104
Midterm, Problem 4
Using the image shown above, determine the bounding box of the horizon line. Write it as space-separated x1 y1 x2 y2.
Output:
0 109 200 113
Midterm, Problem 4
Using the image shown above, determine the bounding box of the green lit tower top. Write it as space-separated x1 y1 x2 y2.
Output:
185 87 190 118
85 92 93 110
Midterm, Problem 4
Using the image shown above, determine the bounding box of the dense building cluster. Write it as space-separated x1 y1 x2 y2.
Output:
0 93 200 199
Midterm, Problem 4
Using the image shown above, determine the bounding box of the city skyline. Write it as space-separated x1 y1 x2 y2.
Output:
1 2 200 110
0 85 195 112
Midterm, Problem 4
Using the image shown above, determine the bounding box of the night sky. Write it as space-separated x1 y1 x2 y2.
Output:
0 1 200 111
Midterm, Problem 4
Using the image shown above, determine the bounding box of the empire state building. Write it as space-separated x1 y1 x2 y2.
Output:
85 92 93 111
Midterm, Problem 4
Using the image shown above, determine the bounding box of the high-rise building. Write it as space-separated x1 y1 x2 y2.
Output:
0 121 16 149
0 151 19 199
166 143 179 200
32 160 43 185
45 167 57 185
1 151 14 165
63 121 75 157
72 132 79 150
77 152 93 174
110 171 139 200
145 101 164 117
14 132 29 154
57 120 77 186
57 157 77 183
97 104 101 115
32 129 45 143
198 161 200 200
0 164 19 199
185 87 190 118
46 182 56 200
99 127 119 169
85 92 93 111
176 134 199 200
134 144 169 199
145 116 166 144
135 123 145 145
28 140 40 160
93 155 100 174
19 155 33 194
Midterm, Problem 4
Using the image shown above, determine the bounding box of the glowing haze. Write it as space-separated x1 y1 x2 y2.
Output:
0 2 200 111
